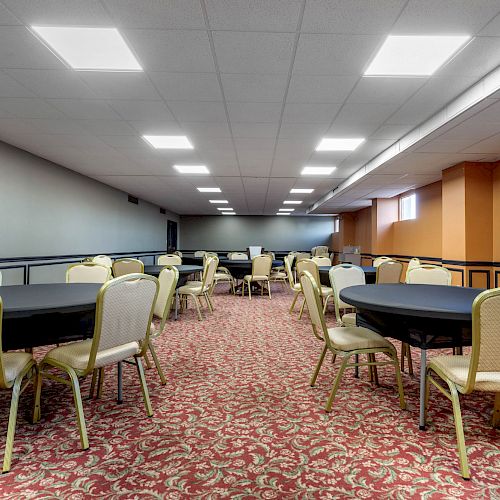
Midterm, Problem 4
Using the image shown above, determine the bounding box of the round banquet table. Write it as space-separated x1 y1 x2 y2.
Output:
1 283 101 351
319 265 376 285
339 283 484 429
217 259 283 279
143 264 203 286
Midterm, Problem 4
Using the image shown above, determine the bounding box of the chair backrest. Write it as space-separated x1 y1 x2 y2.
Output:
173 250 183 258
158 254 182 266
0 297 11 388
86 274 159 374
230 252 248 260
154 266 179 332
194 251 206 258
201 256 219 290
329 265 366 320
265 251 276 260
296 259 320 287
465 288 500 393
405 257 421 281
93 255 113 267
312 246 329 257
251 254 272 277
312 256 331 267
373 256 392 267
299 271 330 345
0 271 2 286
203 252 218 266
248 246 263 259
112 258 144 277
284 255 296 289
376 260 403 284
66 263 111 283
295 252 311 262
406 265 451 285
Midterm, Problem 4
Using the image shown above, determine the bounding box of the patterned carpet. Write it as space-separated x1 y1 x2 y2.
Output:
0 285 499 498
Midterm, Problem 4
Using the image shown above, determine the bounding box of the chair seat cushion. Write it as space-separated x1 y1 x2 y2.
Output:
178 284 208 295
327 326 393 351
214 273 232 280
270 272 287 278
341 312 357 326
429 355 500 392
2 352 33 384
244 275 269 281
44 339 140 371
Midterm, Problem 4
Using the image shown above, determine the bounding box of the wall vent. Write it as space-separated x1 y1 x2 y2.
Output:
128 194 138 205
160 207 166 214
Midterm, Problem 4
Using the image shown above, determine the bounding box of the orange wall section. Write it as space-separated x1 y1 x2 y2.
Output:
493 165 500 262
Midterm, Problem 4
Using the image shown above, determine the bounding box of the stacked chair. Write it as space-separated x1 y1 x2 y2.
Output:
242 254 273 299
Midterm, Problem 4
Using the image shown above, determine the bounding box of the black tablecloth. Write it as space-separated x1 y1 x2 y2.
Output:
1 283 101 350
319 266 376 285
144 264 203 286
339 284 484 349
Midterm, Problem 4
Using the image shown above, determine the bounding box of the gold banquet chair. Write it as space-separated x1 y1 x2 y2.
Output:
405 257 421 281
373 256 392 267
312 256 332 267
242 254 273 300
425 287 500 479
112 258 144 277
285 255 303 313
178 256 218 320
0 298 38 473
300 271 406 413
92 255 113 267
66 263 111 283
158 254 182 265
34 274 159 450
296 259 333 319
328 264 365 326
149 266 178 384
376 260 403 284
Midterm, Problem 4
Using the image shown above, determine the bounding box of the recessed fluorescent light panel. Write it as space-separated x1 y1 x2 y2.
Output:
276 213 290 215
31 26 142 71
217 207 233 211
174 165 209 174
223 212 236 215
143 135 193 149
283 200 302 205
316 138 365 151
209 200 228 204
301 166 336 175
290 188 314 194
279 208 295 212
364 35 471 76
197 187 220 192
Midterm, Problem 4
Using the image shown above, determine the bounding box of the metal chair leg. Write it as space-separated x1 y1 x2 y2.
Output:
135 357 153 417
310 345 328 386
149 341 167 385
325 356 349 412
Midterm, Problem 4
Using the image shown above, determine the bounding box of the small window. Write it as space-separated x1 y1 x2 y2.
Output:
400 193 416 220
333 217 340 233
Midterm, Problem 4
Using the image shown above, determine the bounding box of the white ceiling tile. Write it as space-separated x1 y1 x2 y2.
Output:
278 122 328 139
231 122 279 138
239 163 272 177
168 101 227 122
293 34 381 75
0 70 35 97
48 99 122 120
393 0 500 33
77 72 162 100
460 132 500 154
213 32 295 74
127 120 184 136
227 102 282 123
348 78 426 104
0 27 62 69
103 0 205 29
480 11 500 35
108 99 175 122
334 102 401 125
282 102 341 124
370 124 413 141
2 0 112 25
0 4 21 25
286 74 357 103
98 135 149 149
220 73 288 102
0 98 64 118
124 29 215 72
182 121 231 138
24 118 87 135
205 0 302 31
76 119 137 136
302 0 406 34
151 72 222 101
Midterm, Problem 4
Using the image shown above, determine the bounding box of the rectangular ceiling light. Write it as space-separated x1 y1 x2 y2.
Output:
217 207 233 211
316 138 365 151
209 200 228 204
290 188 314 194
197 187 220 192
222 212 236 215
364 35 471 76
301 166 336 175
283 200 302 205
279 208 295 212
276 213 290 215
143 135 193 149
31 26 142 71
174 165 209 174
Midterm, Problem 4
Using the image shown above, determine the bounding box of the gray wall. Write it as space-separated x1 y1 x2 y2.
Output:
180 216 332 251
0 140 178 260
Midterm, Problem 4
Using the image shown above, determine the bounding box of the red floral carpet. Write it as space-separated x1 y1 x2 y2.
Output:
0 285 499 498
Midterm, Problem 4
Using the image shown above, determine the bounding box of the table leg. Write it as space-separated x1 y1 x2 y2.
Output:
174 290 179 320
419 349 427 430
117 362 123 404
492 393 500 428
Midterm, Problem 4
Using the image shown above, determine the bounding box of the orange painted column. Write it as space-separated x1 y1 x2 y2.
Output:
371 198 398 256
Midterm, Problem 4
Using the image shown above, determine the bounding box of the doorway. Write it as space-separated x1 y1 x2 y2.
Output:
167 220 178 251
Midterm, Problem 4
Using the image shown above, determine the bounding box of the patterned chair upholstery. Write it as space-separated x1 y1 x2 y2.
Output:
242 255 273 299
376 260 403 284
328 265 365 326
296 259 333 318
158 254 182 265
92 255 113 267
66 263 111 283
112 258 144 277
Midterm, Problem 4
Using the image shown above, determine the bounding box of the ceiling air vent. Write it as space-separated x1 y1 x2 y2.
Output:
128 194 138 205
